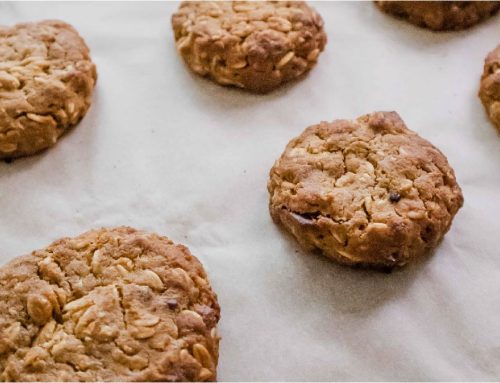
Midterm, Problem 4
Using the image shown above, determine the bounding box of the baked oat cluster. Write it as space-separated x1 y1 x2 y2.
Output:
479 44 500 132
375 1 500 31
268 112 464 270
0 227 220 382
171 1 327 93
0 20 96 160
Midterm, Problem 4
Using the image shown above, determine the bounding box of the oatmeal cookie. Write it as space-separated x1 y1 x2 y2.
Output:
0 20 96 160
0 227 220 382
268 112 463 270
374 1 500 31
171 1 327 93
479 44 500 132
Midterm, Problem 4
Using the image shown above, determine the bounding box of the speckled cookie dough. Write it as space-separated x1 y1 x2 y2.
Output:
171 1 327 93
375 1 500 31
0 20 96 160
268 112 463 270
479 44 500 132
0 227 220 382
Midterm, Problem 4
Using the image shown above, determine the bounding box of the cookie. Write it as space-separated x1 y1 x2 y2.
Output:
374 1 500 31
171 1 327 93
0 20 96 160
479 44 500 132
0 227 220 382
268 112 463 270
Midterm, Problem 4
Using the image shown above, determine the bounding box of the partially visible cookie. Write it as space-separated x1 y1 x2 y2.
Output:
0 227 220 382
268 112 463 270
375 1 500 31
171 1 327 93
0 20 96 160
479 44 500 132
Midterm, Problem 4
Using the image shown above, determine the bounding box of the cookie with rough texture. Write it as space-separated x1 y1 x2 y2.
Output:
479 44 500 132
171 1 327 93
268 112 463 270
0 227 220 382
0 20 97 160
375 1 500 31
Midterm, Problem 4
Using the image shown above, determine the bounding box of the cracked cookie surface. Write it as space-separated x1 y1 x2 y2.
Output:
0 227 220 382
268 112 463 270
375 1 500 31
479 44 500 132
0 20 96 160
171 1 326 93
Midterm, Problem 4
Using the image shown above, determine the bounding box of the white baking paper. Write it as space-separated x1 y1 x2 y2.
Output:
1 1 500 381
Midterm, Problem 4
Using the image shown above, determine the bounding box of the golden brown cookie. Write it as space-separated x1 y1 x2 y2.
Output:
0 20 96 160
479 44 500 132
374 1 500 31
268 112 463 271
171 1 327 93
0 227 220 382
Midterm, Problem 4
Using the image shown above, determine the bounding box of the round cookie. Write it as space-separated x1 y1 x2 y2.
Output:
0 227 220 382
374 1 500 31
268 112 463 270
479 44 500 132
171 1 327 93
0 20 97 160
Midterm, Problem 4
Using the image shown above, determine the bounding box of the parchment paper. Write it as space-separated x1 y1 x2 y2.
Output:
1 2 500 381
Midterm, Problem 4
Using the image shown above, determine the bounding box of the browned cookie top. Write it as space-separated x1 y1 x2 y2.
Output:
0 227 220 382
0 20 97 160
479 44 500 132
171 1 327 93
375 1 500 31
268 112 463 269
